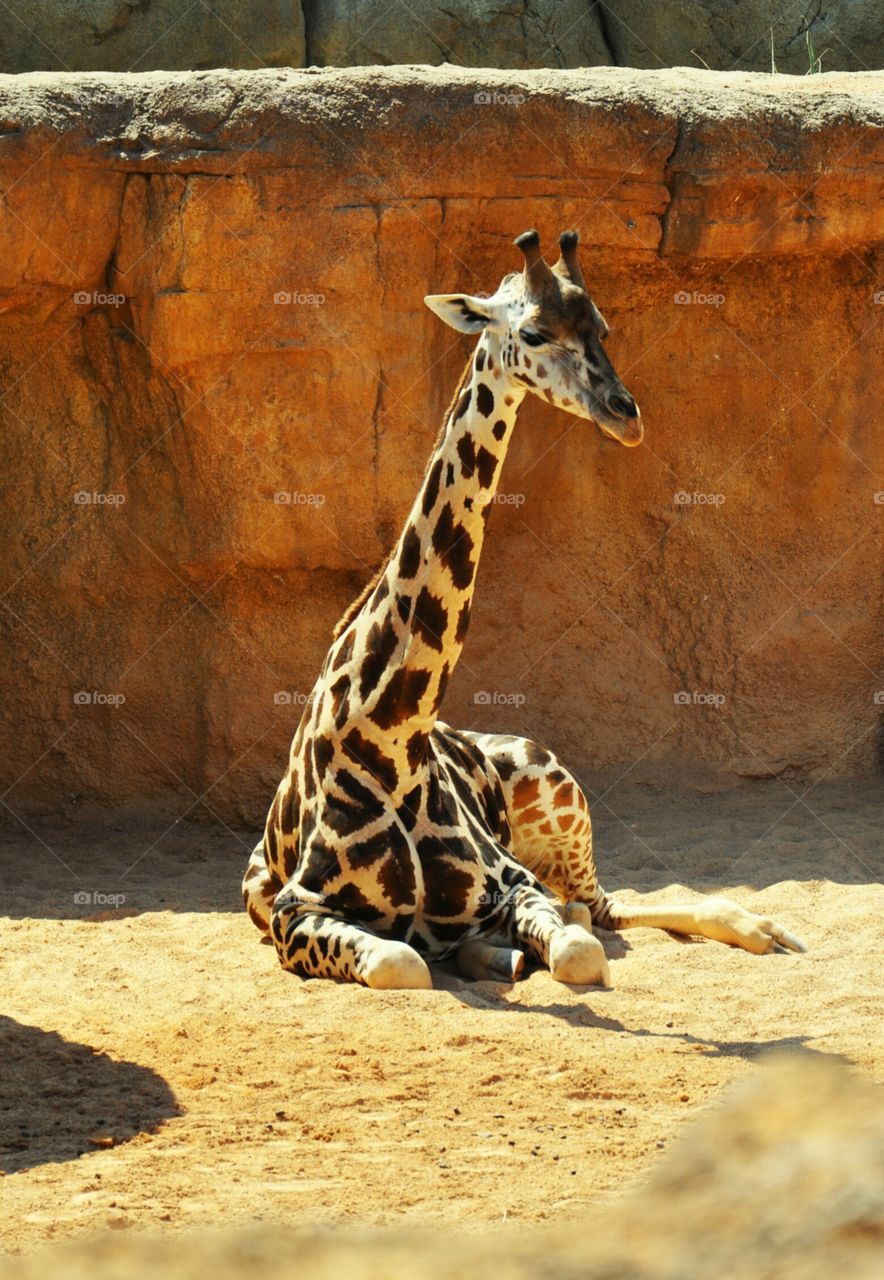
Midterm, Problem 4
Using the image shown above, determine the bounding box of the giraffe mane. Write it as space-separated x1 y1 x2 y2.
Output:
330 353 477 643
330 563 386 640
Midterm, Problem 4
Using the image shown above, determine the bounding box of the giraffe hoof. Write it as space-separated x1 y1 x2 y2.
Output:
550 925 610 987
456 940 525 983
496 949 526 982
363 943 433 991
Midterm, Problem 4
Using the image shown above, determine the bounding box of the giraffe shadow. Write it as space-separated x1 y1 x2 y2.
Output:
431 972 819 1061
0 1016 180 1173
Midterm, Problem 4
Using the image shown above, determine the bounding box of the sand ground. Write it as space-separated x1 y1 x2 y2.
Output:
1 778 881 1255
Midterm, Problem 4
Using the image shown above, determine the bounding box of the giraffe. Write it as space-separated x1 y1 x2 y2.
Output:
243 229 806 989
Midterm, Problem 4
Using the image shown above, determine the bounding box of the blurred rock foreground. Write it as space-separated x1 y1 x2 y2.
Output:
0 0 880 73
1 1055 881 1278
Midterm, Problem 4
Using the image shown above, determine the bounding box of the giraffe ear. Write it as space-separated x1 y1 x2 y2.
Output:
423 293 505 334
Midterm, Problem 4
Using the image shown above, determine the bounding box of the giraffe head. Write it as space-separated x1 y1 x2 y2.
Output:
425 229 642 447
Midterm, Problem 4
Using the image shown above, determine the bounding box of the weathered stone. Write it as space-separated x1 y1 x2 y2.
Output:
604 0 883 74
0 67 881 820
0 1 306 73
304 0 611 69
0 2 879 74
305 1 884 74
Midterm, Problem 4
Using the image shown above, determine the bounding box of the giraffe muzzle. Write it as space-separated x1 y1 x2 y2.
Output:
598 390 643 447
599 411 643 448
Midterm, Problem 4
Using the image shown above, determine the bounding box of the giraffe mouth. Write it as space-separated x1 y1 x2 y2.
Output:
598 415 643 448
579 394 644 447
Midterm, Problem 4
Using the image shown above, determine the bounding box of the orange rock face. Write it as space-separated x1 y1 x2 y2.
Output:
0 67 881 823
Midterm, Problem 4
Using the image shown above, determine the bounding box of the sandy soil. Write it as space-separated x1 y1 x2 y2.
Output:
1 778 881 1255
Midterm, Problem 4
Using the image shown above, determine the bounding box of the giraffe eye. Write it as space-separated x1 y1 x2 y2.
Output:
520 329 546 347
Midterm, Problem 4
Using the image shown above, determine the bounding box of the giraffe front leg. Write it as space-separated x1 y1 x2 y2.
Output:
510 885 610 987
271 906 432 989
242 841 280 936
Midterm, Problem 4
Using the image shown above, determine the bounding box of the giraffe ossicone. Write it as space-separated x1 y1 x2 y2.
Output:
243 229 806 989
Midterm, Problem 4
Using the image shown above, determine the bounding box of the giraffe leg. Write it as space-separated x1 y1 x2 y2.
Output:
241 841 281 936
508 884 610 986
270 906 432 989
557 901 594 931
465 732 807 957
456 938 525 982
601 897 807 954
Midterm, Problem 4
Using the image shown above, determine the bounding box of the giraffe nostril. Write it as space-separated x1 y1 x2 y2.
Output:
608 392 638 420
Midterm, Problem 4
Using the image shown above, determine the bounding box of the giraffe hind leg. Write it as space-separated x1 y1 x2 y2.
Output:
460 732 807 957
461 730 609 919
601 896 807 954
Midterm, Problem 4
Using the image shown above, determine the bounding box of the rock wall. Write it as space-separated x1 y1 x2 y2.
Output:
0 1 307 72
1 2 880 73
304 0 883 73
0 67 882 823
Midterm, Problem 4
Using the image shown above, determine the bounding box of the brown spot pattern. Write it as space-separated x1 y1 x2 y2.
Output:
370 666 433 730
431 503 475 591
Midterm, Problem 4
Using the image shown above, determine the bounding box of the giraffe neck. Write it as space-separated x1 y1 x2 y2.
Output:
317 334 525 798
